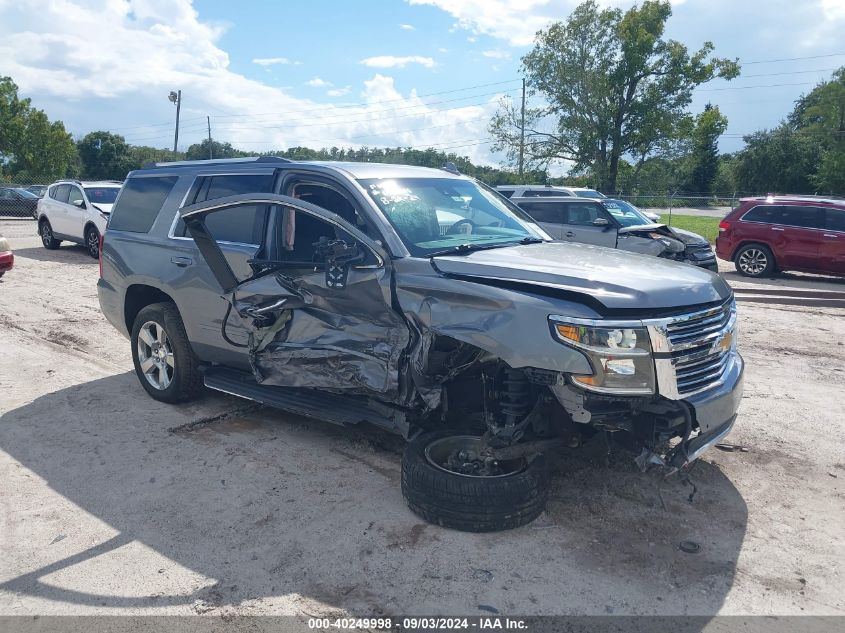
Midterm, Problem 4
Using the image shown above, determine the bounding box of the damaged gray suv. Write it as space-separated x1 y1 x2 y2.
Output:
98 157 744 532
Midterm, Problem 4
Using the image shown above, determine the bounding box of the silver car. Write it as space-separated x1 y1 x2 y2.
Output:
513 196 717 270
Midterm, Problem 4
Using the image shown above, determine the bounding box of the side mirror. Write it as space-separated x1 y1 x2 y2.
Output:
72 199 86 208
645 211 661 222
592 217 610 229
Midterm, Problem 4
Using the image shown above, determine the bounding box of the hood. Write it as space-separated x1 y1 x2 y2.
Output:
431 241 730 312
617 222 666 234
92 203 114 214
668 226 709 246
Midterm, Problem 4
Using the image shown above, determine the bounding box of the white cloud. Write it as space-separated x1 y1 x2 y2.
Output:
326 86 351 97
360 55 436 69
252 57 299 66
482 49 510 59
306 77 332 88
399 23 416 30
408 0 556 46
408 0 691 46
0 1 502 166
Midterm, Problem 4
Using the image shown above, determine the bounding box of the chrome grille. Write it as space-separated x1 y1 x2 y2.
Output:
647 299 737 399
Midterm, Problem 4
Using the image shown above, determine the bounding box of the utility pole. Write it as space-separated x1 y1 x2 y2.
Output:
518 78 526 178
207 116 213 159
168 90 182 153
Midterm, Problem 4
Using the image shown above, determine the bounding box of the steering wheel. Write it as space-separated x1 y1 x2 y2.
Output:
445 218 478 235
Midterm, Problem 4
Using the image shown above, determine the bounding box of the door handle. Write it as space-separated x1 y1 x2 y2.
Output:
823 233 838 238
170 256 192 267
771 227 785 231
565 231 575 237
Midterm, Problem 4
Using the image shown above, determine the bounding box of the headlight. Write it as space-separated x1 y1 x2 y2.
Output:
550 319 655 395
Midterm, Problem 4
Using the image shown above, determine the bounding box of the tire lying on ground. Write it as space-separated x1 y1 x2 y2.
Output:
401 432 549 532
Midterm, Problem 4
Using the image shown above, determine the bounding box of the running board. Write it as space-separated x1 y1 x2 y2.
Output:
203 366 402 432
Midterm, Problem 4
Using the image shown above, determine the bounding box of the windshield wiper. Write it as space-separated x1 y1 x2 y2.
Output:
428 237 544 257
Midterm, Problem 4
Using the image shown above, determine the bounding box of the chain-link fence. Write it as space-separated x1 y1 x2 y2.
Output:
615 193 741 218
0 180 47 219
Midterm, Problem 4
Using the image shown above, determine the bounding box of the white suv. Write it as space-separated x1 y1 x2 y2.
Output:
37 180 122 257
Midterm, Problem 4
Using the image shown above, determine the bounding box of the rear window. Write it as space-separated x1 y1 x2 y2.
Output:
742 205 824 229
523 189 566 197
518 202 564 224
109 176 178 233
51 184 70 203
827 208 845 232
175 173 275 244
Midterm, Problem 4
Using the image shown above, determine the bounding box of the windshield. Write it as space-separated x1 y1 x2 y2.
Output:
14 188 38 199
602 199 654 227
359 177 546 256
84 187 120 205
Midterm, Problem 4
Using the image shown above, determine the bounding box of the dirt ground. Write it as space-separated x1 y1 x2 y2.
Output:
1 217 843 618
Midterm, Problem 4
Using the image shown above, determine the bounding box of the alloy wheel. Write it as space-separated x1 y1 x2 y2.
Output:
87 230 99 257
738 248 767 276
41 223 52 247
136 321 175 391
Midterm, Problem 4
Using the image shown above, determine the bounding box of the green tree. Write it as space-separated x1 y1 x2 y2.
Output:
733 125 818 193
489 0 739 192
683 104 728 193
78 131 135 180
1 76 78 182
0 76 30 163
792 68 845 193
185 138 247 161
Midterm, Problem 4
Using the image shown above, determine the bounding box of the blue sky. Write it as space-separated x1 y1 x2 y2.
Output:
1 0 843 171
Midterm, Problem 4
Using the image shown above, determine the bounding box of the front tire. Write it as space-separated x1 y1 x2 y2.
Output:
401 432 549 532
734 243 775 278
39 220 61 250
85 226 100 259
130 302 203 403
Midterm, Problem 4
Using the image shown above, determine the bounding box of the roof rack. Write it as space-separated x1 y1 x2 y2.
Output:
142 156 293 169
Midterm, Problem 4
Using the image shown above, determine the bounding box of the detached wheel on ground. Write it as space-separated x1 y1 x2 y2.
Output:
401 432 549 532
130 302 203 403
39 220 61 250
734 243 775 278
85 226 100 259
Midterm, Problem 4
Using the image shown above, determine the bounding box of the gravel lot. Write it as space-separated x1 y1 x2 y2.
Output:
1 217 843 618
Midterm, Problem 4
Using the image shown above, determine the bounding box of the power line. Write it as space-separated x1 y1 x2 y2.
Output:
741 52 845 65
696 81 814 92
741 67 839 78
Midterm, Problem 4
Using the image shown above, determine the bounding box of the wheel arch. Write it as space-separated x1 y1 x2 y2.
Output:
124 284 178 334
83 221 100 239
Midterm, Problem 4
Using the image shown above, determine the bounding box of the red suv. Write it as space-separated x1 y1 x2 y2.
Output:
716 196 845 278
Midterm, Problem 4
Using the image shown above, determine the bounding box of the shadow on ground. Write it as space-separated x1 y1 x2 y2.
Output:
12 245 97 265
0 373 748 615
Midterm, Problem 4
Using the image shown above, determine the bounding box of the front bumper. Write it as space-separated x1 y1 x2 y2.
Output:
672 352 744 466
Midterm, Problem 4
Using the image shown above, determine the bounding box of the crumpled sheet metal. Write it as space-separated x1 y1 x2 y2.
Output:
393 259 595 409
230 257 596 413
232 268 408 400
